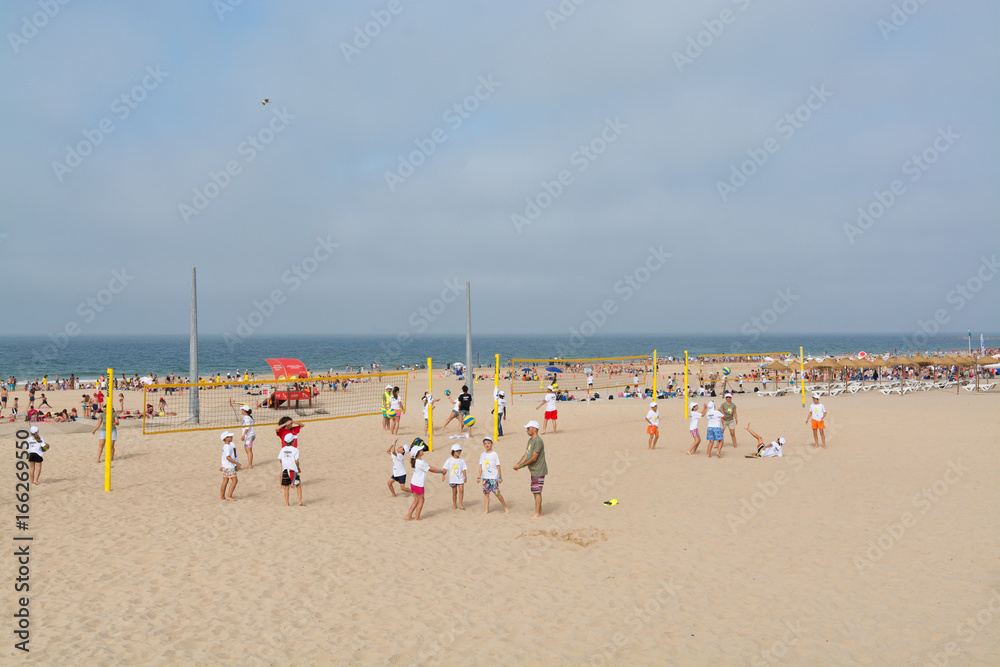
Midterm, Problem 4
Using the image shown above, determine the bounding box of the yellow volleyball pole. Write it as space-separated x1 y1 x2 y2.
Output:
652 349 657 397
427 357 433 451
684 351 689 418
104 368 113 492
800 346 806 406
494 354 499 442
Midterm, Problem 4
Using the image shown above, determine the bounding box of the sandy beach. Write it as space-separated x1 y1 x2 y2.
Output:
2 366 998 666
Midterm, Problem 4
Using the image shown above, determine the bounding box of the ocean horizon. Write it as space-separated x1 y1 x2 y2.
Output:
1 332 996 381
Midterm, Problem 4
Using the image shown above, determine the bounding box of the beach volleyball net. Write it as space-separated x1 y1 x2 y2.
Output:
141 371 409 435
697 353 793 364
508 355 651 397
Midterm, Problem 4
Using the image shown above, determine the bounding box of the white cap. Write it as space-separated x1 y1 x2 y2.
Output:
241 404 251 411
707 401 715 409
547 385 554 390
386 384 393 390
29 426 39 434
690 402 698 410
812 392 821 399
649 401 657 407
524 420 540 430
451 444 462 451
220 431 235 440
498 390 504 396
409 444 422 458
778 437 786 445
283 433 296 443
725 392 733 397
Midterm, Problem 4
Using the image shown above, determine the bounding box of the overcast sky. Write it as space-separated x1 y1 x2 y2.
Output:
3 0 998 339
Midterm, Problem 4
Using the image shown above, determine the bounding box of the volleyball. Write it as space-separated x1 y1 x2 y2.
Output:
445 389 451 396
463 415 476 427
722 367 731 375
42 444 50 452
386 409 398 419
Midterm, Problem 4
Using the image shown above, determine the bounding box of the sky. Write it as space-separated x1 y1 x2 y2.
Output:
3 0 998 341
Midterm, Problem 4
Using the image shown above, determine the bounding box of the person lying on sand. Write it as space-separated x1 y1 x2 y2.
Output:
744 423 784 458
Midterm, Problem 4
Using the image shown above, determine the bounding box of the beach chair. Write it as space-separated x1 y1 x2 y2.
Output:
830 387 847 396
880 386 902 395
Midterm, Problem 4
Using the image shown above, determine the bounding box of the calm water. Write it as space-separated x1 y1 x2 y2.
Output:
1 333 993 381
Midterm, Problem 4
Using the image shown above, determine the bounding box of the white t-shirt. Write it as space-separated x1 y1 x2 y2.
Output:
479 451 500 480
391 450 406 477
761 442 783 457
451 398 460 413
389 397 402 411
587 375 593 386
706 409 724 428
411 458 431 487
497 397 506 414
28 437 45 456
278 445 299 472
809 403 827 421
242 415 255 439
445 457 468 484
646 410 658 427
544 393 557 411
422 395 432 419
221 442 238 469
689 411 702 430
633 375 639 385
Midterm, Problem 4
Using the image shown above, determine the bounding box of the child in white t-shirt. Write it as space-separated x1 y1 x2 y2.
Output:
279 433 303 506
704 400 726 458
240 405 255 469
26 426 47 485
806 394 828 448
219 431 241 501
743 423 784 458
406 442 444 521
645 402 659 449
386 439 410 497
443 444 468 510
421 392 440 437
686 403 703 455
477 438 508 514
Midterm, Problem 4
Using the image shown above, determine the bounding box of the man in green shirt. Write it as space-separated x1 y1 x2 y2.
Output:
514 420 547 519
721 392 738 448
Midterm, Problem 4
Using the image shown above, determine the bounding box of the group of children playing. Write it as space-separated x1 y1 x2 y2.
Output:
388 436 509 521
218 406 305 506
675 391 827 458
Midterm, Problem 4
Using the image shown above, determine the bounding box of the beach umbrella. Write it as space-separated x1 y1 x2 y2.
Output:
838 358 861 385
820 359 843 394
544 366 563 373
972 355 997 390
762 359 788 388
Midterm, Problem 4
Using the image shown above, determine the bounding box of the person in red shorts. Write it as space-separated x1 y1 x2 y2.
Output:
535 385 558 434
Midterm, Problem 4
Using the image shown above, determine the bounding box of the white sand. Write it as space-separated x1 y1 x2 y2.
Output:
2 373 998 665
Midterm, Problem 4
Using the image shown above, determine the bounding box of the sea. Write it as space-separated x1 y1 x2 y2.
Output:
1 333 995 382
